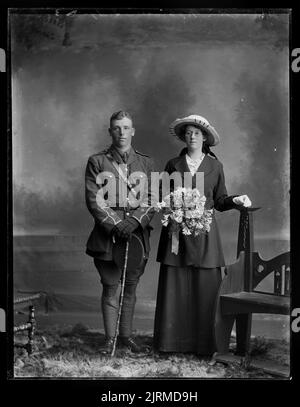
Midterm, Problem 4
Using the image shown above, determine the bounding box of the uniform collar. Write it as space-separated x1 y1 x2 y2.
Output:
108 145 137 165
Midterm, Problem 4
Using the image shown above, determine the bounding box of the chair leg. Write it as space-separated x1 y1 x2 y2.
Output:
27 305 36 355
235 313 252 356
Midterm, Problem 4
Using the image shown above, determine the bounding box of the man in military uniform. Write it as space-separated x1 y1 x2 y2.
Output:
85 111 155 354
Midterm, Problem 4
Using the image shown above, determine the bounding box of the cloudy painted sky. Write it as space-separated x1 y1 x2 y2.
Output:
11 13 289 240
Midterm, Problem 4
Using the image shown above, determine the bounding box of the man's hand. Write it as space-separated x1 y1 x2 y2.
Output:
233 195 252 208
112 218 139 240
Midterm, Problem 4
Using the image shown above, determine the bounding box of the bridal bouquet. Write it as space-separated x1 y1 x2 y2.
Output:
156 187 213 254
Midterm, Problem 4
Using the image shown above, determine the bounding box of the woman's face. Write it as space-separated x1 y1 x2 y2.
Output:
184 125 206 151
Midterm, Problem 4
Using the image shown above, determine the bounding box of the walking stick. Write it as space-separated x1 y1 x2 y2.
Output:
111 240 129 358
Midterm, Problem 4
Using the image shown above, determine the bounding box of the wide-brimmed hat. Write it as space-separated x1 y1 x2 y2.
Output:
169 114 220 146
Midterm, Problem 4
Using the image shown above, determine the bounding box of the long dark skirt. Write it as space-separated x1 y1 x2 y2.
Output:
153 264 222 355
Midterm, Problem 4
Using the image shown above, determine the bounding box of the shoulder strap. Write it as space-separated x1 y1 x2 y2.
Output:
134 149 150 158
110 160 137 199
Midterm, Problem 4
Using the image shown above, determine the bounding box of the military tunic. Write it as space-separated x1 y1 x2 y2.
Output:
85 145 156 260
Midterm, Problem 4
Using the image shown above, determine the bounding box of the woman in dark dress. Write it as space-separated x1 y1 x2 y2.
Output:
153 114 251 356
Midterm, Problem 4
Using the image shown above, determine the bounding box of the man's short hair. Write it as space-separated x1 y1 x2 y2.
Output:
109 111 133 127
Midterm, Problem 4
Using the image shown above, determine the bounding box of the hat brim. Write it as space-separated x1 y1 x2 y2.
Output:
170 119 220 147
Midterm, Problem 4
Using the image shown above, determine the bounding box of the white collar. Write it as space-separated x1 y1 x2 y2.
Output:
186 153 204 163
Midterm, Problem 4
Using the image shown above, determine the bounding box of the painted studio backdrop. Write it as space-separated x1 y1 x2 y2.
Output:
12 13 289 335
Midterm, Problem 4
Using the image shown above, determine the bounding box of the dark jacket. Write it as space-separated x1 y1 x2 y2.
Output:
156 153 239 268
85 145 156 260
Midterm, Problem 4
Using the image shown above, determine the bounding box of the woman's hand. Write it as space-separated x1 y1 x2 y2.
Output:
233 195 252 207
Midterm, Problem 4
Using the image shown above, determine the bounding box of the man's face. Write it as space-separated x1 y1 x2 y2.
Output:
109 117 135 150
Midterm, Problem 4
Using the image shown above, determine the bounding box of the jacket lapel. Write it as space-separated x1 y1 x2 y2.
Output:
126 147 137 165
174 155 190 174
196 155 214 176
105 146 137 192
105 146 122 179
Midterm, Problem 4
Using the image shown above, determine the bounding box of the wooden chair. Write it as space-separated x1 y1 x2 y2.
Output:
14 293 42 354
214 208 290 368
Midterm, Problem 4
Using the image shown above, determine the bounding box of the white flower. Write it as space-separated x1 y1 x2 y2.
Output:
182 226 192 235
156 187 212 237
173 209 183 223
185 210 194 219
161 214 170 227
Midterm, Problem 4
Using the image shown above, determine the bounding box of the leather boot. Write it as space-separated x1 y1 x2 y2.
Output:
118 336 145 353
99 337 114 355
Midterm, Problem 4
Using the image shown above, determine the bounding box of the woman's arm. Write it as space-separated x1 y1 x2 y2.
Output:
213 162 240 212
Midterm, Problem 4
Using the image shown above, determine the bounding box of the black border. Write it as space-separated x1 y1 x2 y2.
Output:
1 3 299 404
290 0 300 389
